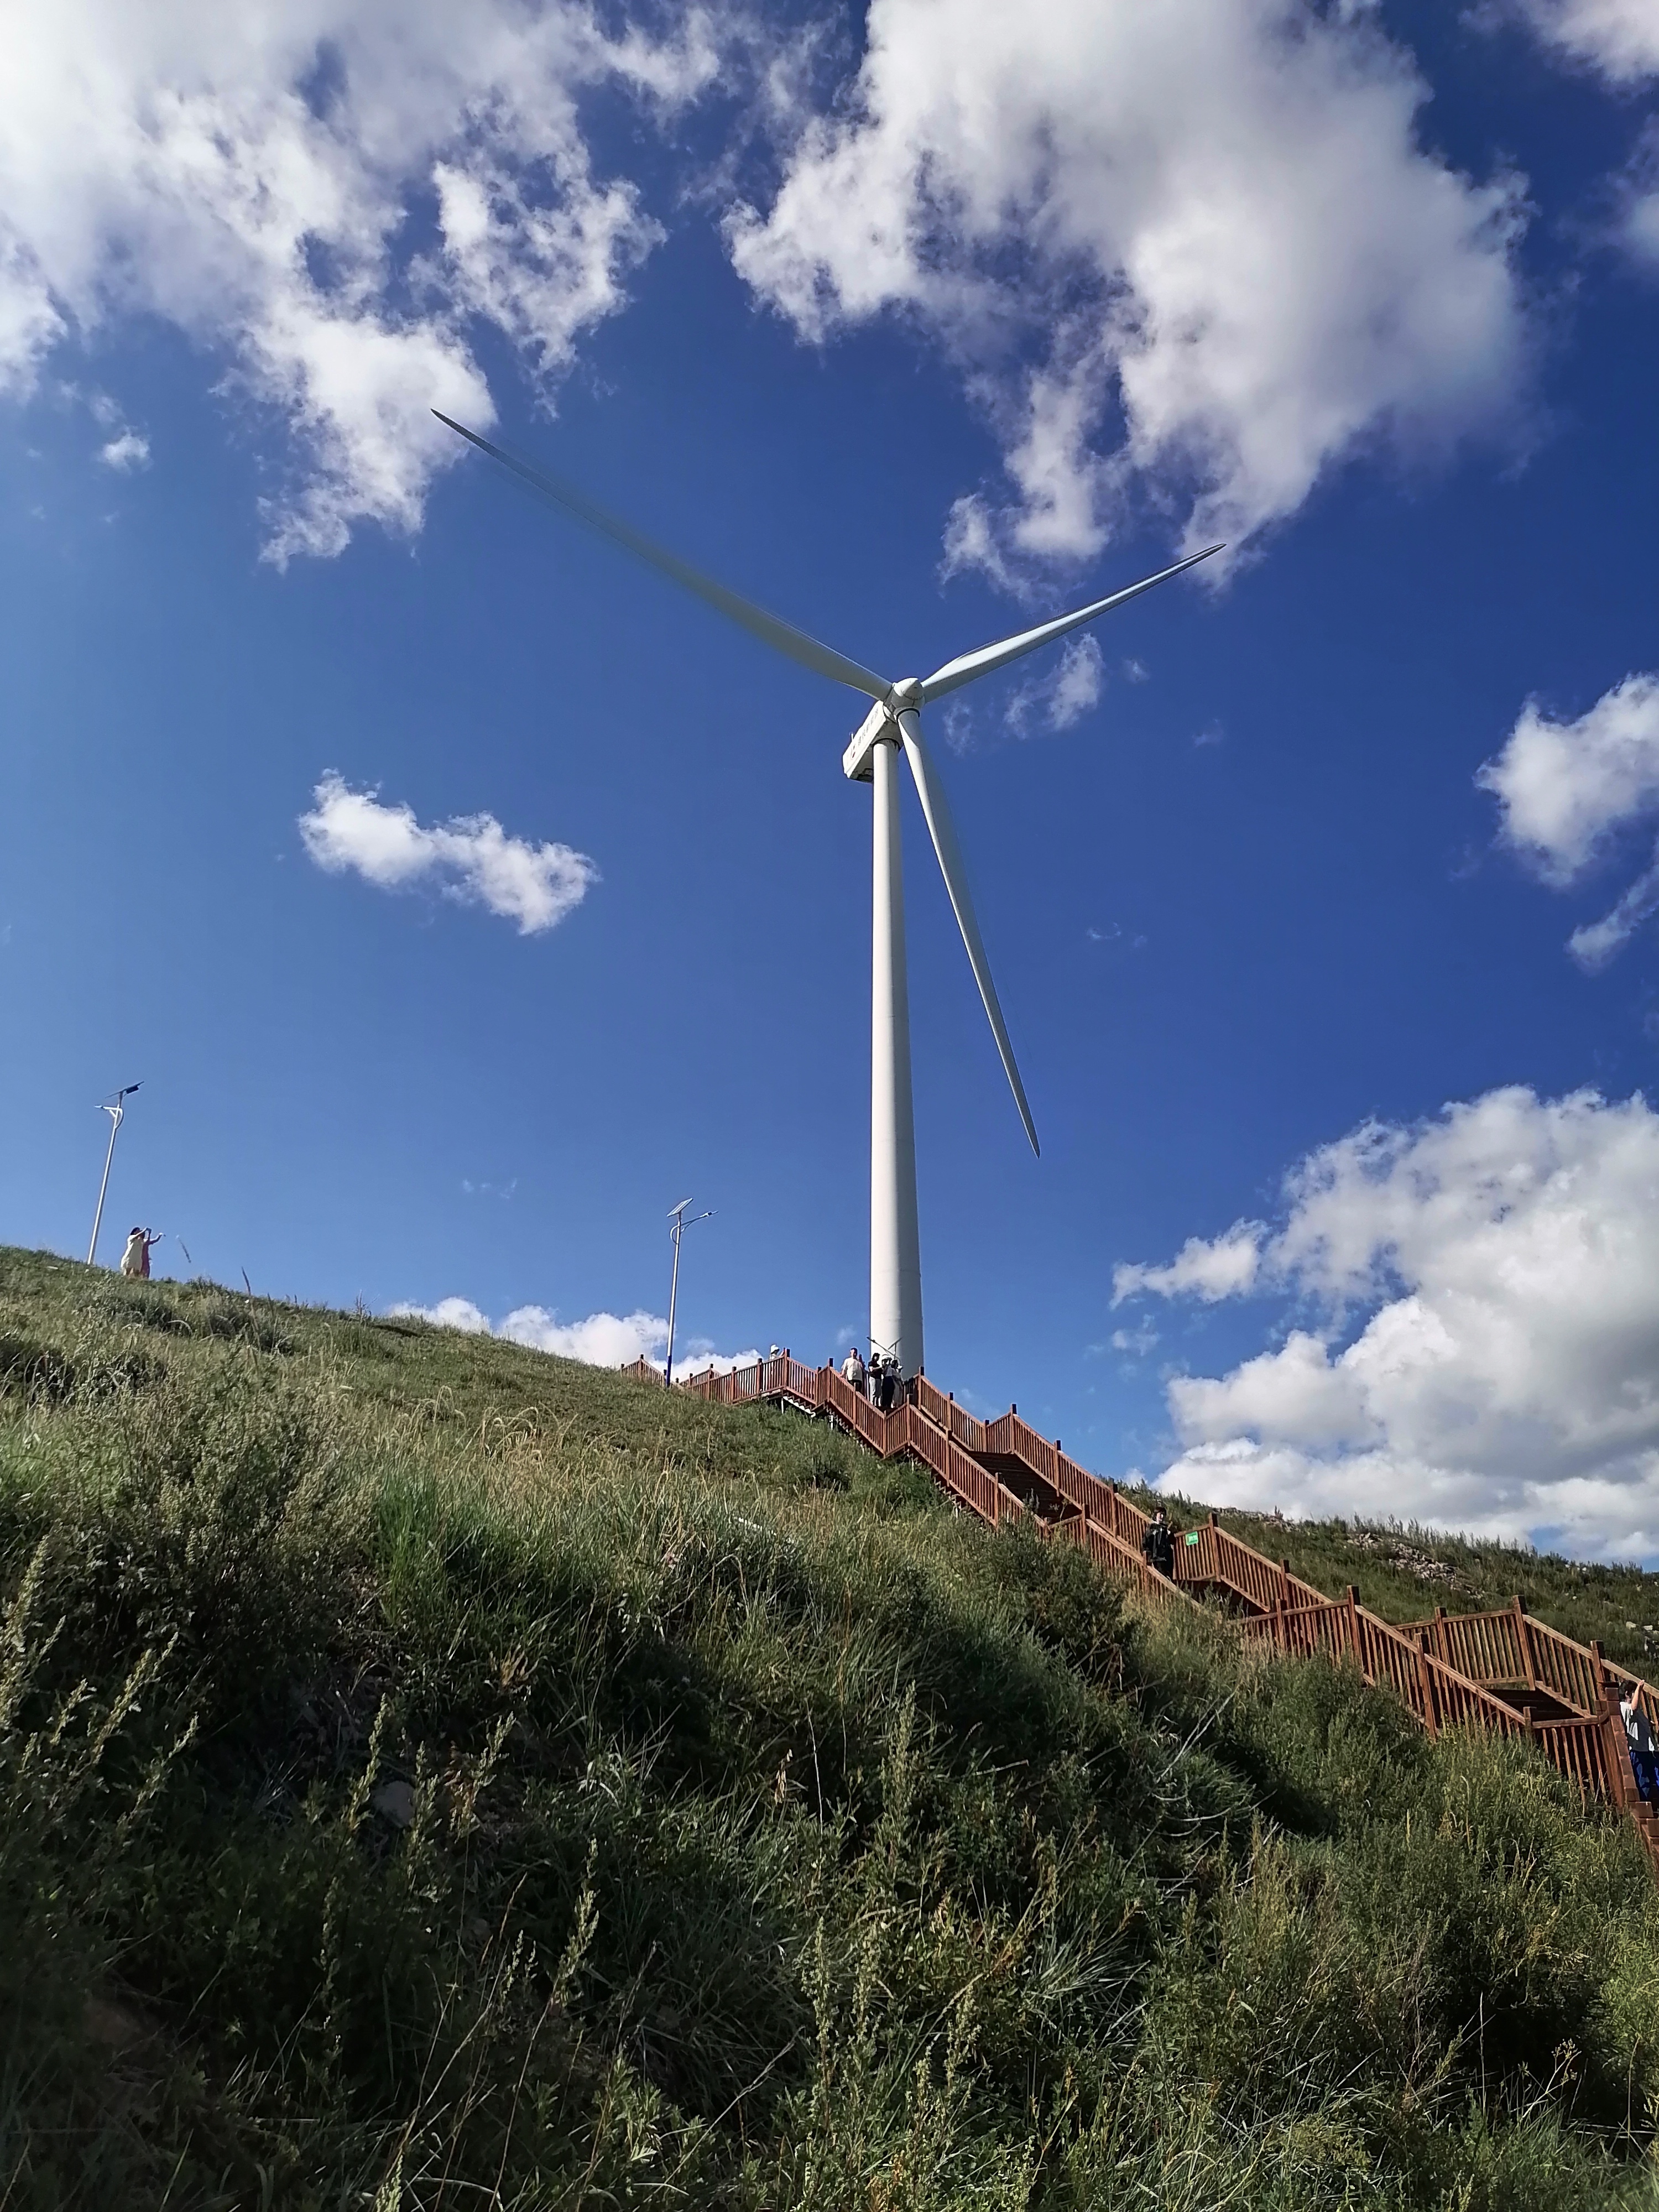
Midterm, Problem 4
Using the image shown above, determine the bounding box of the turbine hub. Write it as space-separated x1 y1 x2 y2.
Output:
889 677 924 712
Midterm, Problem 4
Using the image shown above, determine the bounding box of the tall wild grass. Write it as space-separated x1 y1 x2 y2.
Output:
2 1248 1658 2206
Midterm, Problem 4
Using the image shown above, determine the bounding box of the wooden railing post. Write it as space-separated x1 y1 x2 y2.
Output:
1415 1632 1439 1738
1512 1595 1537 1690
1345 1585 1363 1673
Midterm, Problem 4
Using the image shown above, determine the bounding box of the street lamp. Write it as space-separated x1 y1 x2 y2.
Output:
664 1197 713 1389
87 1083 142 1267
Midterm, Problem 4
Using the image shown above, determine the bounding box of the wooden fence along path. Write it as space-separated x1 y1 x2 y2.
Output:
619 1350 1659 1865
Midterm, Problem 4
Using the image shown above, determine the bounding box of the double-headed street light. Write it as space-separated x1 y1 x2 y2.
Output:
87 1083 142 1267
664 1198 713 1390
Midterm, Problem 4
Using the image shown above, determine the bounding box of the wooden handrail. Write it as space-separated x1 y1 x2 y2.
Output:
619 1351 1659 1860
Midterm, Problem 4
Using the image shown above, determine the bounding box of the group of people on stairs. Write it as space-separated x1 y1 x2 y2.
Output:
839 1343 904 1414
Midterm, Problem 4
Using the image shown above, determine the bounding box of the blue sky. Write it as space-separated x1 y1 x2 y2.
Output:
3 0 1658 1556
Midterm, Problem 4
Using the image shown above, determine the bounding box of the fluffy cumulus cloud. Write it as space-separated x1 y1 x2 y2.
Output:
0 1 717 559
728 0 1528 573
299 771 598 934
1114 1087 1659 1558
1478 673 1659 967
390 1296 757 1373
1507 0 1659 82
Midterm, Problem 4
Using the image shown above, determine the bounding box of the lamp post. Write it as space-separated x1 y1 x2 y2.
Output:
87 1083 142 1267
664 1198 713 1389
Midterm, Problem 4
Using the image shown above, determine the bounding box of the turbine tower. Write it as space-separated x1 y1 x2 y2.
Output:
434 411 1219 1375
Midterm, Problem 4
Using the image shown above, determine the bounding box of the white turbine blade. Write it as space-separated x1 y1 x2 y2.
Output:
919 544 1223 706
433 413 893 705
895 708 1039 1156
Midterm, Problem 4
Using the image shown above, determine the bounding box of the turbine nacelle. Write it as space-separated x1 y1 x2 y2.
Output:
843 698 896 784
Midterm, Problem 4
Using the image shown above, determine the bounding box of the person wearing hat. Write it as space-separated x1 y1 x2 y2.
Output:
119 1227 162 1280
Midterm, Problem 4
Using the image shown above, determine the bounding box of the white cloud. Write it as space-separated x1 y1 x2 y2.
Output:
1005 634 1103 737
398 1295 493 1334
728 0 1528 573
1480 675 1659 883
299 771 597 935
499 1305 669 1366
1498 14 1659 273
1478 673 1659 967
98 429 148 470
1614 122 1659 270
0 2 717 559
1114 1222 1264 1305
1567 849 1659 972
1118 1087 1659 1558
390 1295 758 1374
1505 0 1659 82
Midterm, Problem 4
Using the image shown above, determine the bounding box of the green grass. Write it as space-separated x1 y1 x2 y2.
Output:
4 1242 1659 2207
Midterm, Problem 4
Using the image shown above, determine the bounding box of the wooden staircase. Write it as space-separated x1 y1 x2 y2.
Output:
620 1349 1659 1866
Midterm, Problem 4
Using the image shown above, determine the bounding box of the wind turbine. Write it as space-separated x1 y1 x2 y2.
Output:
434 411 1219 1378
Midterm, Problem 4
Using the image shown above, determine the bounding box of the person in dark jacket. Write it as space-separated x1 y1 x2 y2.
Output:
1623 1693 1659 1806
1142 1505 1176 1579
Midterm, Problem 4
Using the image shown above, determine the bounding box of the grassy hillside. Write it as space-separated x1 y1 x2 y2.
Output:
4 1245 1659 2208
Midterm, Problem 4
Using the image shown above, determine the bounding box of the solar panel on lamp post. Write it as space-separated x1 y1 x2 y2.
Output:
664 1198 713 1390
87 1084 142 1268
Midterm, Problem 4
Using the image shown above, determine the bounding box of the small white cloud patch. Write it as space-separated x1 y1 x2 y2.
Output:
299 772 598 936
1114 1223 1264 1305
1478 673 1659 967
98 430 149 471
1615 123 1659 271
390 1297 757 1373
1005 634 1103 738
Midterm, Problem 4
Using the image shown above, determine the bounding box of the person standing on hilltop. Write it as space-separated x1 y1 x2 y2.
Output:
119 1226 162 1280
1142 1505 1176 1580
842 1344 867 1393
